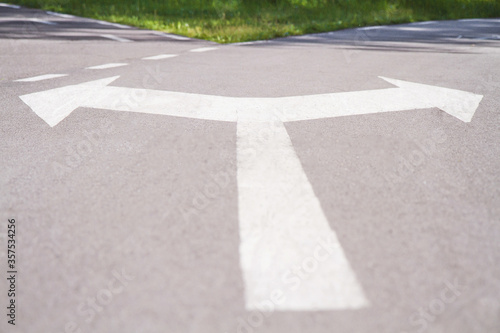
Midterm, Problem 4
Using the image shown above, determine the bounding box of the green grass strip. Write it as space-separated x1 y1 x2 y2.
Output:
7 0 500 43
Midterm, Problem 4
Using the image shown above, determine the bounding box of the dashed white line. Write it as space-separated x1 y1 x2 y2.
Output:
232 40 270 46
0 3 20 9
29 18 57 25
358 26 382 30
86 63 128 70
471 35 500 40
96 20 131 29
189 47 218 53
100 34 133 42
15 74 67 82
458 18 484 22
46 11 75 18
411 21 438 25
142 54 178 60
151 31 191 41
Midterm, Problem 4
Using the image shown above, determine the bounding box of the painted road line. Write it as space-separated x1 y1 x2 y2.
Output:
358 26 382 30
189 47 218 53
19 76 483 128
15 74 67 82
471 35 500 40
0 3 20 9
19 76 483 310
86 63 128 70
232 40 270 46
46 11 75 19
151 31 191 41
29 18 57 25
99 34 133 42
95 20 131 29
19 76 236 126
142 54 178 61
237 120 368 310
259 76 483 123
411 21 438 25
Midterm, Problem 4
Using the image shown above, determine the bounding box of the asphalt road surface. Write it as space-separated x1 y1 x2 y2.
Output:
1 3 500 333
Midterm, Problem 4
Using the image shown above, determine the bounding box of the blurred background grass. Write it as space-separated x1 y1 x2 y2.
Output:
7 0 500 43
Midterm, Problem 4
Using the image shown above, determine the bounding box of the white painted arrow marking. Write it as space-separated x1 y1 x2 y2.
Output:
237 120 368 310
15 73 67 82
19 77 482 311
20 76 482 127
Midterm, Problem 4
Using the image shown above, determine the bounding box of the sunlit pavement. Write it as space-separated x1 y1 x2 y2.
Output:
1 4 500 333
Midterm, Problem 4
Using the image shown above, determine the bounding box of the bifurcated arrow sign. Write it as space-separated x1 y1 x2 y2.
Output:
20 76 483 311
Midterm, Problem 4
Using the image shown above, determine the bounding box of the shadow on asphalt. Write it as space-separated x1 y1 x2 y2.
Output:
0 5 194 42
238 19 500 53
1 5 499 50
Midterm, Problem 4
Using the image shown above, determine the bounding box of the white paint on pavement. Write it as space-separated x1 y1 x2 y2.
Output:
86 63 128 70
471 35 500 40
19 76 483 311
0 3 20 9
15 74 67 82
358 26 382 30
142 54 178 60
46 11 75 18
19 76 236 127
99 34 133 42
237 120 369 310
232 40 270 46
95 20 131 29
189 47 218 53
151 31 191 40
29 18 57 25
256 76 483 123
411 21 438 25
19 76 483 126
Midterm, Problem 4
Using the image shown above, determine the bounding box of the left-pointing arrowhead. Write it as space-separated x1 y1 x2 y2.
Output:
379 76 483 123
20 76 120 127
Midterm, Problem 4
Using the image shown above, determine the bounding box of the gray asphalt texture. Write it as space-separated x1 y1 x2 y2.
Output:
1 4 500 333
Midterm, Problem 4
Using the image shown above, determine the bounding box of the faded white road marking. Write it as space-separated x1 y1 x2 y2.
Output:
29 18 57 25
189 47 218 53
358 26 382 30
15 74 67 82
151 31 190 40
46 11 75 18
85 63 128 70
19 76 483 310
99 34 133 42
95 20 130 29
471 35 500 40
237 120 368 310
142 54 178 60
0 3 20 9
232 40 270 46
411 21 438 25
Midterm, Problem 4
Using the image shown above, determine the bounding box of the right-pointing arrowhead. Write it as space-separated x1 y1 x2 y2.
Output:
379 76 483 122
20 76 120 127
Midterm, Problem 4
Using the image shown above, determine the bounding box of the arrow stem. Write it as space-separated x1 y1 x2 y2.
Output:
236 119 368 310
